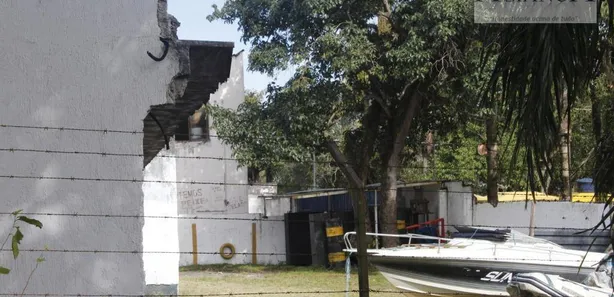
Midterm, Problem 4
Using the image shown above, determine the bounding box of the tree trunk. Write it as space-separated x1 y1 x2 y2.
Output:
379 161 399 247
539 163 551 194
265 167 273 183
590 83 602 148
560 90 571 201
486 113 499 207
377 85 421 248
248 167 260 183
423 131 433 175
590 83 602 196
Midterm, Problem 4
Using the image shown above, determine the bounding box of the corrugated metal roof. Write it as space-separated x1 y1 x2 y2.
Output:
289 180 445 200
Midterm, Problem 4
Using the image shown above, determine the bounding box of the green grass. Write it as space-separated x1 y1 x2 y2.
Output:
179 264 410 297
179 263 381 274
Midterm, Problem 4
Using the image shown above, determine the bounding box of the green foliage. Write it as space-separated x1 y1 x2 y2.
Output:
273 154 346 193
400 121 528 194
484 16 609 195
207 0 482 156
1 210 44 276
17 217 43 229
210 86 352 191
12 227 23 259
208 90 310 170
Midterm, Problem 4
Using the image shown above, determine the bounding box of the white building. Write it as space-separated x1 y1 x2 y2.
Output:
173 53 248 216
1 1 236 295
171 55 288 267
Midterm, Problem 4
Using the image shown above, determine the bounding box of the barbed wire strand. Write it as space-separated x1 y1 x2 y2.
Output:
0 249 597 262
0 290 491 296
0 212 607 232
0 174 602 198
0 147 525 172
0 124 455 146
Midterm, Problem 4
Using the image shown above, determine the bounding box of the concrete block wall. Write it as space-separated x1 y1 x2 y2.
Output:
473 201 610 235
178 214 286 266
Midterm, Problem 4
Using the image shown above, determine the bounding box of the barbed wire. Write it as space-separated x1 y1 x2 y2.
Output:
0 248 599 262
0 290 478 296
0 174 485 190
0 147 527 172
0 124 453 146
0 173 601 199
0 211 607 232
0 249 303 256
0 124 146 135
0 287 601 296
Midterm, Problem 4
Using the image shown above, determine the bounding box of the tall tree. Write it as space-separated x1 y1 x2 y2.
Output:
208 1 482 295
208 0 480 242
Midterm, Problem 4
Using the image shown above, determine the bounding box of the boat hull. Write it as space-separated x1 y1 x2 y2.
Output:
370 256 597 296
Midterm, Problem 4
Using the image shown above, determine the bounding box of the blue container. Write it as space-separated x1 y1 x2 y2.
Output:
576 177 594 193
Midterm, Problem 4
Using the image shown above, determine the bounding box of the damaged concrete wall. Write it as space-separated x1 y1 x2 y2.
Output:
173 52 283 266
0 0 180 294
174 52 246 215
142 0 183 295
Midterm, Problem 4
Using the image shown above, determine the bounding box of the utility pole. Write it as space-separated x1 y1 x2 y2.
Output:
354 189 370 297
529 198 536 236
326 140 370 297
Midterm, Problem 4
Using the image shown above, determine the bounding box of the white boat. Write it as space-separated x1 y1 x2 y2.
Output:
343 227 606 296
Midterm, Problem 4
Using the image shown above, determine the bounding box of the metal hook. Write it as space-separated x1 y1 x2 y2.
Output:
147 112 169 150
147 37 170 62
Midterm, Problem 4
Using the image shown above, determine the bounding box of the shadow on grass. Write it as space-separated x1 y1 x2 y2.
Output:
180 264 381 275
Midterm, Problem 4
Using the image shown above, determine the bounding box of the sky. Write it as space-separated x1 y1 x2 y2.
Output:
168 0 295 92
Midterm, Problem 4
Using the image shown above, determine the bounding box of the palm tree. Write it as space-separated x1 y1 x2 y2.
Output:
484 2 614 232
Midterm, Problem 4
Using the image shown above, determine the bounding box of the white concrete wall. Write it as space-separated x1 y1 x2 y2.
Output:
142 141 178 288
178 214 286 266
443 182 473 229
473 201 610 235
0 0 178 294
248 196 292 217
175 53 246 215
423 184 443 222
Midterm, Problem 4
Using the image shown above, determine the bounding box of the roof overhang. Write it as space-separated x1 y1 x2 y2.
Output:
143 40 235 167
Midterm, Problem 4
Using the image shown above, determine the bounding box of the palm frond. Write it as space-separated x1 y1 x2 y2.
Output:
486 23 601 200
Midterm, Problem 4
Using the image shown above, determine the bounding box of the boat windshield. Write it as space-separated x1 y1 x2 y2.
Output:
505 230 564 248
451 226 564 248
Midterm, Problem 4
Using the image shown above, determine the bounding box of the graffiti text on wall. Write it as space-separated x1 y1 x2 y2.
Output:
179 188 204 210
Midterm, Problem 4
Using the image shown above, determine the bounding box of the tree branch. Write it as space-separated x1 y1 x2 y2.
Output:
326 140 362 188
397 80 415 102
382 0 392 16
371 94 392 118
